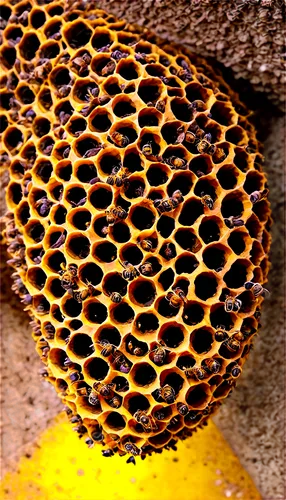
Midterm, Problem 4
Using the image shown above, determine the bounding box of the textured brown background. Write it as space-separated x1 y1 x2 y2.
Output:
1 1 285 498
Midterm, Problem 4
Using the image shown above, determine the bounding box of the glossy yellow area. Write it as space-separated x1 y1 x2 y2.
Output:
1 415 261 500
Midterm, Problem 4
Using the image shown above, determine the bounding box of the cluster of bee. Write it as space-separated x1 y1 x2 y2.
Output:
106 164 129 188
184 358 221 381
153 190 184 214
244 281 269 298
105 206 128 225
224 295 242 313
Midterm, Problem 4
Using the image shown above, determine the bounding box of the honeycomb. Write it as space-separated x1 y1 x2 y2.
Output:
0 0 271 461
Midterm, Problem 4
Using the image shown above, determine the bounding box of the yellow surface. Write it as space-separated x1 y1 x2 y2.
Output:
1 414 261 500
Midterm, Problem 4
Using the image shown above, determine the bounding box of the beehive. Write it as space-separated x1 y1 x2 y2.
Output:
0 0 271 461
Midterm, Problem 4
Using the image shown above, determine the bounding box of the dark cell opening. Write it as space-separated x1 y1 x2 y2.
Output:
161 121 183 144
49 278 65 298
138 79 162 104
175 229 201 253
161 325 185 348
126 335 148 356
223 261 248 288
167 174 193 197
67 235 90 259
217 165 238 190
113 99 136 118
85 357 109 380
183 302 204 326
68 117 87 136
189 156 212 176
103 273 128 296
63 297 82 318
85 301 108 324
27 267 46 290
131 280 156 306
44 20 61 38
90 187 112 210
140 133 161 156
31 9 46 28
33 118 50 138
69 334 94 358
46 251 66 272
157 215 175 238
53 206 67 225
186 384 209 408
76 163 98 183
56 163 72 182
210 305 233 330
179 199 204 226
112 302 135 324
162 372 184 394
121 244 143 265
104 78 122 96
5 128 23 150
98 326 121 346
94 242 117 263
203 246 226 271
185 82 209 103
228 231 246 255
17 202 30 225
99 152 121 175
112 375 129 392
148 431 171 447
199 217 220 244
112 125 138 146
105 412 126 430
191 328 213 354
56 327 71 342
177 354 196 370
27 222 44 243
91 111 112 132
48 230 66 249
0 115 8 133
195 273 218 300
225 126 245 145
91 31 112 50
147 165 168 186
40 42 60 59
194 179 217 200
136 313 159 333
52 305 64 323
171 98 193 122
243 171 263 194
132 363 157 386
65 21 92 48
49 348 67 371
246 215 262 239
124 178 145 199
38 88 53 110
158 268 175 291
71 210 91 230
127 394 150 414
75 137 101 158
110 222 130 243
210 102 233 126
66 187 86 206
6 27 23 44
38 136 54 156
175 254 198 275
123 150 144 173
234 148 249 173
221 193 244 218
19 33 40 60
138 109 160 127
117 60 139 80
8 183 22 205
131 206 155 230
93 216 108 238
213 381 232 398
73 81 99 102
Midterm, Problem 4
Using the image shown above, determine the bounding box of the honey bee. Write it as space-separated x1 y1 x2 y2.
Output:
59 263 78 291
134 410 158 432
107 165 129 187
185 131 197 144
244 281 269 298
113 352 132 374
154 190 183 214
159 384 176 404
230 364 242 378
201 193 214 210
88 390 100 406
155 100 166 113
109 292 123 303
224 216 244 228
250 188 269 204
202 358 221 374
101 60 116 77
223 337 241 353
196 139 216 155
177 402 189 416
185 367 207 380
224 295 242 313
142 142 153 156
139 261 153 276
124 441 141 456
166 287 187 309
71 288 91 302
102 449 114 457
97 339 117 357
34 196 53 217
165 156 187 170
150 342 167 366
215 326 229 342
106 206 128 225
110 131 129 148
127 339 144 356
139 239 153 251
120 261 139 281
107 395 122 408
93 382 116 398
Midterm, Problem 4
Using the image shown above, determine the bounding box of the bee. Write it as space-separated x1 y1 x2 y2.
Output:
166 287 187 309
139 239 153 251
229 364 242 378
139 261 153 276
110 131 129 148
155 100 166 113
165 156 187 170
215 326 229 342
71 54 91 75
244 281 269 298
135 52 156 64
97 339 117 357
88 390 100 406
107 166 129 187
120 261 139 281
93 382 116 398
34 196 53 217
201 193 214 210
175 126 186 144
177 403 189 416
190 100 207 112
106 206 128 225
223 337 241 353
107 395 122 408
150 342 167 366
177 67 193 83
71 288 91 302
196 139 216 155
202 358 221 374
154 190 184 214
162 242 176 260
185 131 197 144
214 147 226 161
250 188 269 204
69 371 83 383
101 60 116 76
134 410 158 432
113 352 131 374
59 263 78 291
224 295 242 313
142 142 153 156
224 216 244 229
124 442 141 456
159 384 176 404
185 367 207 381
127 338 144 356
102 449 114 457
109 292 123 303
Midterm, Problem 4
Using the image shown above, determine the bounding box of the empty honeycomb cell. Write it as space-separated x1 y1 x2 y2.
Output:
2 3 270 459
